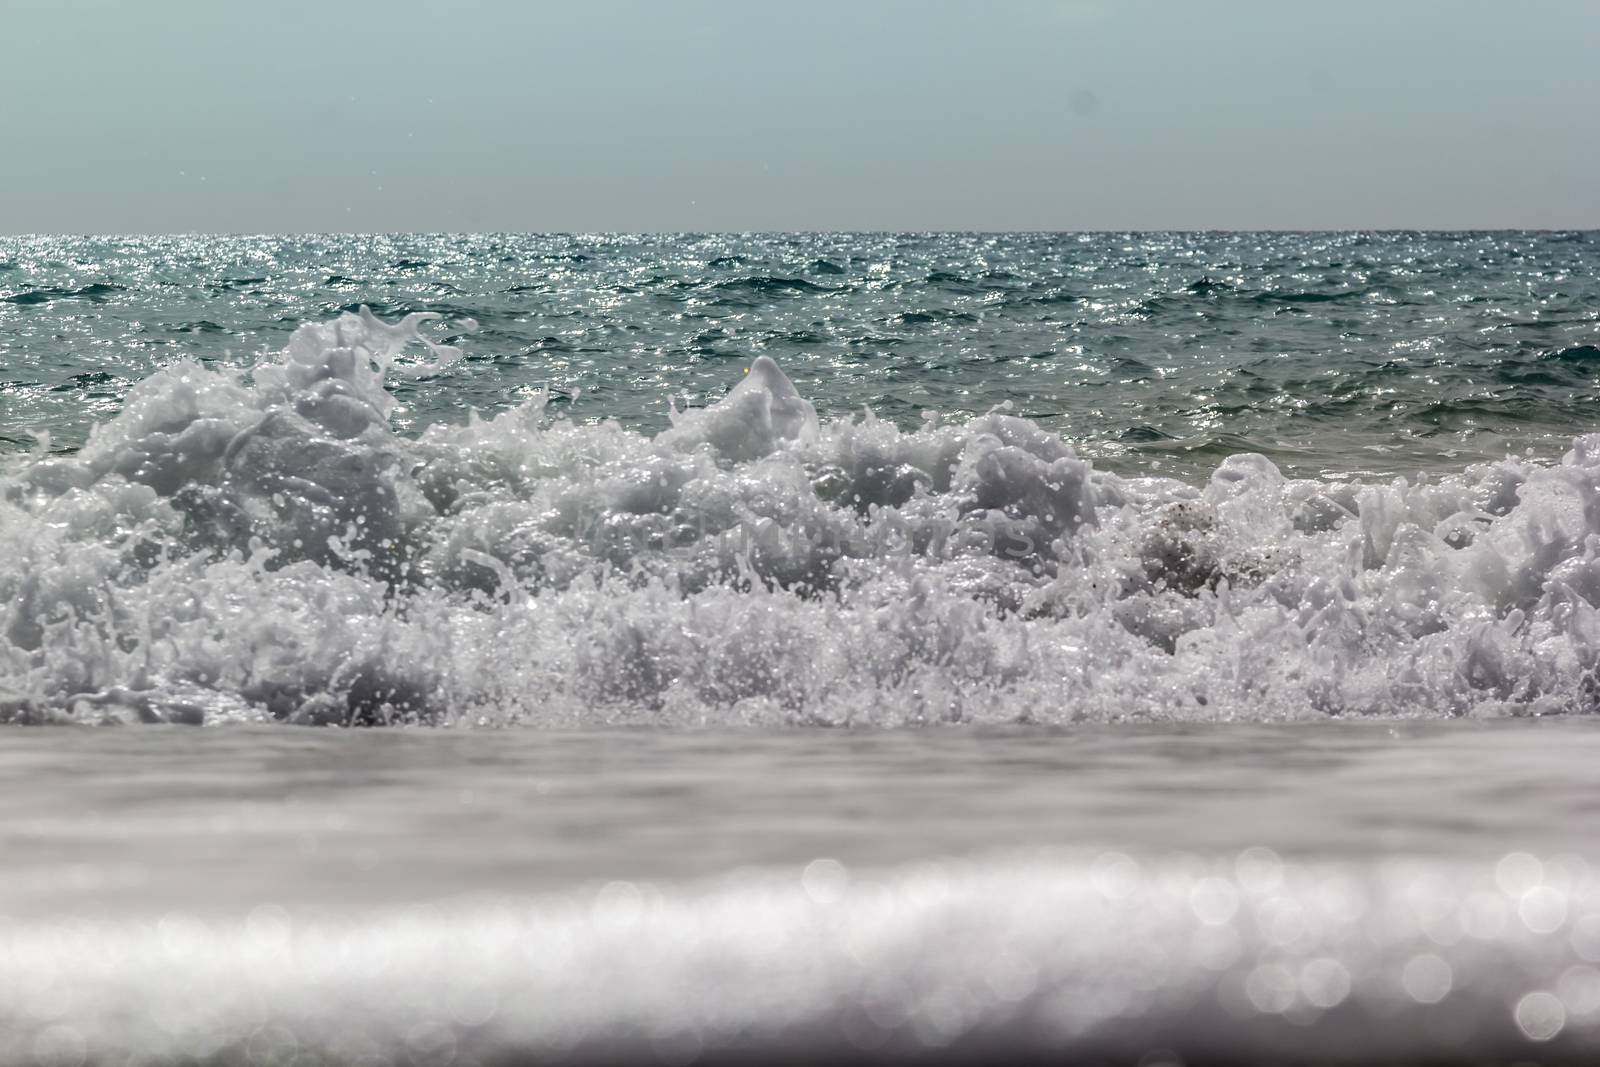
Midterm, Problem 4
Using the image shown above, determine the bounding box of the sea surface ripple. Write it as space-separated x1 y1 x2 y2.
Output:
4 231 1598 477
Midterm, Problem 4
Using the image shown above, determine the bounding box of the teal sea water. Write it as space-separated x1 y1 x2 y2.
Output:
4 232 1600 1065
5 231 1599 476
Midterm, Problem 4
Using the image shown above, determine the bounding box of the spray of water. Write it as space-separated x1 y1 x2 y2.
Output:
4 309 1600 725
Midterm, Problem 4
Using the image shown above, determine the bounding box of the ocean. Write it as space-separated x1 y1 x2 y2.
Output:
3 231 1600 1064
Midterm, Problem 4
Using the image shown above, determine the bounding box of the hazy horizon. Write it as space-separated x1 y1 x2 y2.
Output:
5 227 1600 238
4 0 1598 234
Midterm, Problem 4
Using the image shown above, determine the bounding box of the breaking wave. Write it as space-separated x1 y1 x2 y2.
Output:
7 308 1600 726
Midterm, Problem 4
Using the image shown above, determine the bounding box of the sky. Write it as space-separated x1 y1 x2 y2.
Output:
2 0 1597 233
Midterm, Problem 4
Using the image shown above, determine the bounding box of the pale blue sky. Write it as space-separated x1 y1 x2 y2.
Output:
3 0 1597 232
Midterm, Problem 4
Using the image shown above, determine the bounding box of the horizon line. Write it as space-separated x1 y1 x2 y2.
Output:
3 227 1598 240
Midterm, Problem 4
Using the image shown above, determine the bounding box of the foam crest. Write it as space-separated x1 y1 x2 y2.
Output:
5 310 1600 725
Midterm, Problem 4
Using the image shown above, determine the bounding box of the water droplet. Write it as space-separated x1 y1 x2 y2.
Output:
802 858 849 905
1401 953 1453 1004
1514 990 1566 1041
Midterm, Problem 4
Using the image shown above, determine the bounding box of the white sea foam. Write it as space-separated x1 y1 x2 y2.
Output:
4 851 1600 1065
4 308 1600 725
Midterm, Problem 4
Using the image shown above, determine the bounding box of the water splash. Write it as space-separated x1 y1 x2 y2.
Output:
5 308 1600 726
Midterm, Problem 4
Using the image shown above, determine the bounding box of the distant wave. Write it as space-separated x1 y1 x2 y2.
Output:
1251 288 1367 305
711 276 837 296
2 282 124 305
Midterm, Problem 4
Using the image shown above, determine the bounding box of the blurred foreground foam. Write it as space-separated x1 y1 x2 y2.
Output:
7 849 1600 1065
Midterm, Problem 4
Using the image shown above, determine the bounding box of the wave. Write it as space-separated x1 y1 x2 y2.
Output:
891 309 979 326
711 276 837 297
2 282 124 305
7 308 1600 725
1251 288 1367 305
1546 344 1600 364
